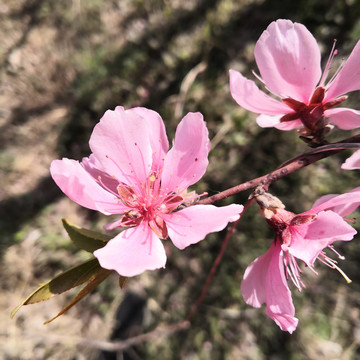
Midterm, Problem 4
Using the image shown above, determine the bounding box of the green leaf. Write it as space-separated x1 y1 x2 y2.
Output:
44 268 112 324
62 218 111 253
11 257 104 318
11 220 130 322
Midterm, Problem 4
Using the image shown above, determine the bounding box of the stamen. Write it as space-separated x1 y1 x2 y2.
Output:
282 251 305 291
148 171 161 198
251 69 285 97
328 245 345 260
329 260 352 283
134 142 149 197
318 251 352 283
325 57 346 90
344 216 356 224
105 154 136 184
251 69 266 85
319 39 337 87
152 141 165 174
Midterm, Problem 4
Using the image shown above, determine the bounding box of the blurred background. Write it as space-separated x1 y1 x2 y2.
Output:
1 0 360 359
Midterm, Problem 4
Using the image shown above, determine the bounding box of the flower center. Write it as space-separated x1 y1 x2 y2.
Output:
280 87 346 131
116 172 184 238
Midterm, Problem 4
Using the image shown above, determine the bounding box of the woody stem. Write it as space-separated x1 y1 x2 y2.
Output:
198 134 360 206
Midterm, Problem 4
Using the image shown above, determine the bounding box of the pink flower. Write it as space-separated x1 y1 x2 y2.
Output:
230 19 360 132
50 107 243 277
241 188 360 333
342 150 360 169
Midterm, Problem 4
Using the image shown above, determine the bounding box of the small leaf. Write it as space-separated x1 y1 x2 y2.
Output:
11 257 104 318
44 268 112 324
62 218 112 253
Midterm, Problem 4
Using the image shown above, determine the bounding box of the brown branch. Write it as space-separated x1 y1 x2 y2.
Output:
78 321 190 351
198 135 360 206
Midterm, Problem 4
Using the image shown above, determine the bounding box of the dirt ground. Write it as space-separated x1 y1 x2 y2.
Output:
2 1 360 359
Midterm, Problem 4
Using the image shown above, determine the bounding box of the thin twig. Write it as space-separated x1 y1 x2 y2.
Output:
25 321 190 352
198 135 360 205
78 321 190 351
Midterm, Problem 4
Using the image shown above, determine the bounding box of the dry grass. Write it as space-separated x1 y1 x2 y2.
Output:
2 0 360 359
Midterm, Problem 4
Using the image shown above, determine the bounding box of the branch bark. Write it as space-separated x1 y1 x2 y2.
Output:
198 135 360 205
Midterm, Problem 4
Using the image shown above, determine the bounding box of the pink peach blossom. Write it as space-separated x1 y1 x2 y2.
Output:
241 188 360 333
342 150 360 170
50 107 243 277
230 19 360 132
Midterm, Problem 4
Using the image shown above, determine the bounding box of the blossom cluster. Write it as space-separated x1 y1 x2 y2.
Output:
51 108 243 277
230 19 360 133
50 19 360 333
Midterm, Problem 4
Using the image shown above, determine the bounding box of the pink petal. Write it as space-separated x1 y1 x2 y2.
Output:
342 150 360 170
161 112 210 192
274 119 303 130
256 114 303 130
324 41 360 101
255 19 321 102
241 243 273 308
229 70 290 115
264 243 298 333
241 242 298 333
163 204 243 250
127 107 169 172
265 309 298 334
324 108 360 130
82 154 119 194
94 222 166 277
50 158 123 215
289 211 356 265
311 187 360 216
311 194 337 209
89 107 153 187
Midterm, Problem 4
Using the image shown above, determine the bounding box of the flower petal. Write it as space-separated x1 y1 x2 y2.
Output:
163 204 243 250
229 69 290 115
82 154 119 194
266 308 298 334
324 40 360 101
127 107 169 172
161 112 210 192
94 223 166 277
342 150 360 170
50 158 122 215
289 210 356 265
324 108 360 130
311 187 360 216
241 242 298 333
89 107 153 187
255 19 321 102
265 243 298 333
256 114 303 130
241 243 272 308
